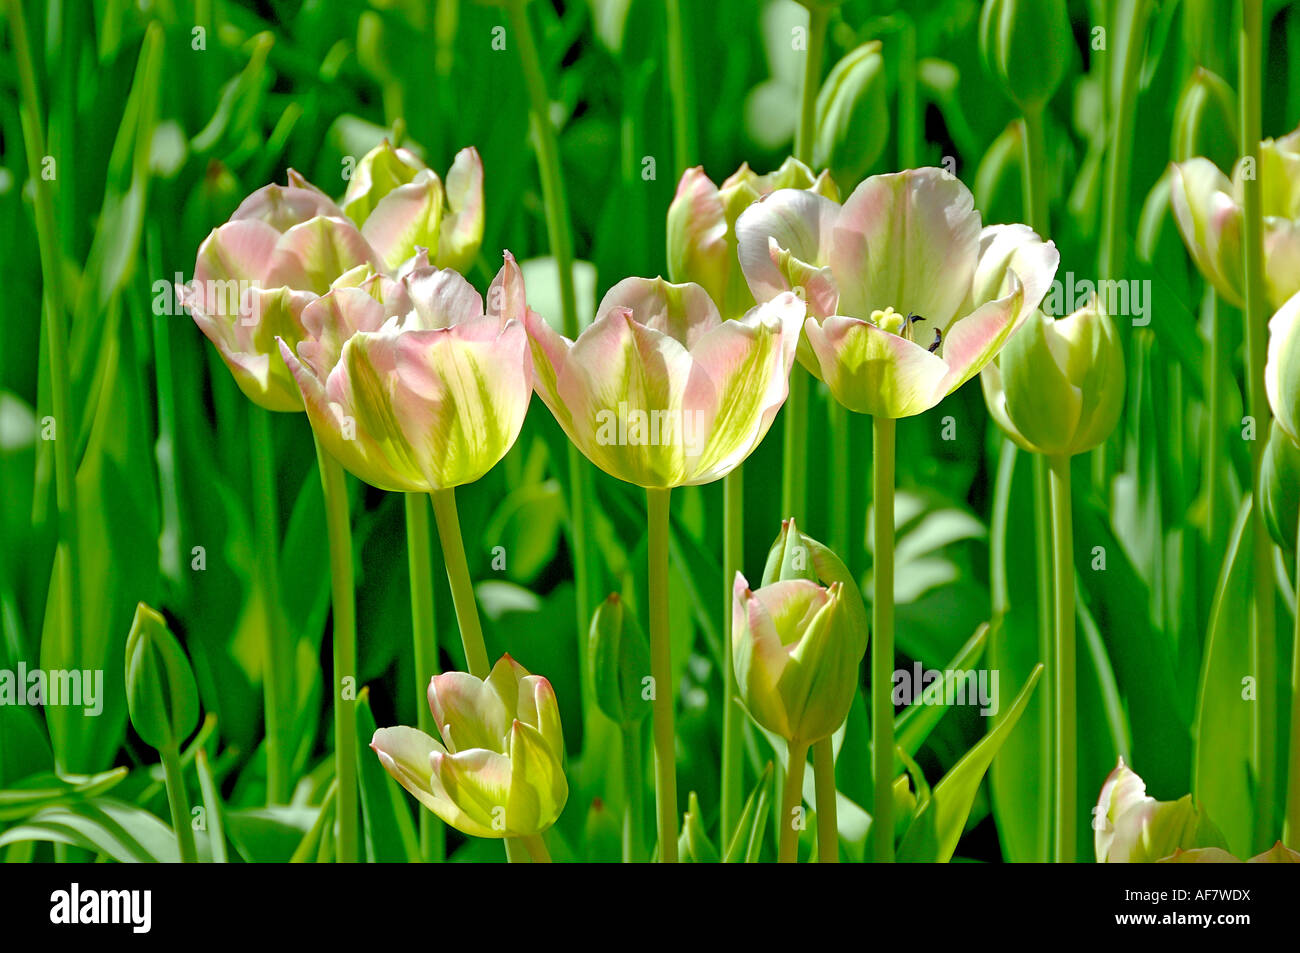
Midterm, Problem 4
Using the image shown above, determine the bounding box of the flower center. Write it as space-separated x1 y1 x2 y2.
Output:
868 307 941 353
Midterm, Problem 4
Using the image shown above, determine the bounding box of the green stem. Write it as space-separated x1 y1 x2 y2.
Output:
1032 455 1055 862
812 736 838 862
5 0 79 701
1020 108 1048 235
871 415 895 863
646 487 678 862
161 743 198 863
1203 286 1225 627
1241 0 1277 850
314 437 359 864
522 833 552 863
404 493 444 863
508 0 594 691
780 742 809 863
621 721 645 862
429 488 490 680
794 5 828 163
664 0 695 173
829 401 850 559
720 469 744 843
1048 454 1076 863
248 407 289 804
1287 511 1300 848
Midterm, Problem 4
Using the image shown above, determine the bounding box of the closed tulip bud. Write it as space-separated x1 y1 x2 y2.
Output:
667 159 835 321
979 0 1072 114
732 573 864 745
371 655 568 838
279 251 533 492
1171 67 1237 172
342 141 484 274
813 41 888 193
589 593 651 726
1094 759 1227 862
1266 290 1300 444
125 603 200 751
1170 123 1300 311
761 517 869 639
981 300 1125 458
1262 421 1300 554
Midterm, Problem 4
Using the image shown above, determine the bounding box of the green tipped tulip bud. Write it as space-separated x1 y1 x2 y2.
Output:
125 603 200 751
762 518 870 651
813 41 888 193
1262 421 1300 554
1094 758 1227 862
1171 67 1238 172
981 300 1125 458
979 0 1072 114
589 593 652 726
732 572 865 746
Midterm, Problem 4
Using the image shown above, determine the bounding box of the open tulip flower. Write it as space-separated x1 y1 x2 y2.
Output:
524 276 805 487
667 158 837 319
371 655 568 839
1170 124 1300 312
278 251 533 492
1266 289 1300 444
340 140 484 274
736 166 1059 418
182 172 380 411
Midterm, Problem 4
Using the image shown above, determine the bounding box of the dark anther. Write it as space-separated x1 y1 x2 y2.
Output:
928 328 942 353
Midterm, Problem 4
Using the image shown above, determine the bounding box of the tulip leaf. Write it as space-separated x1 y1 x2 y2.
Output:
0 767 129 822
225 805 322 863
897 664 1043 862
1191 498 1256 856
724 761 774 862
355 688 420 863
0 797 189 863
893 622 989 772
679 791 720 863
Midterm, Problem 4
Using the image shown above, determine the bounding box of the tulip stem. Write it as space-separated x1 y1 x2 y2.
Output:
720 469 744 843
315 437 359 864
161 742 198 863
1241 0 1278 851
1287 514 1300 848
812 737 838 862
404 492 444 863
507 0 595 690
5 0 79 704
782 370 810 526
622 720 646 862
871 415 896 863
780 742 809 863
1032 454 1055 862
794 4 828 164
429 488 490 680
248 407 290 805
1047 453 1076 863
664 0 695 174
521 834 552 863
646 487 679 862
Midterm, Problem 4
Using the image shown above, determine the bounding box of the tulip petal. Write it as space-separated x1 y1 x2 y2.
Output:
830 167 981 330
732 574 795 739
370 726 461 822
968 224 1058 326
1169 159 1244 307
264 216 380 295
429 670 512 754
1266 290 1300 442
936 280 1024 396
1264 219 1300 313
438 147 485 274
506 719 568 834
736 188 841 318
432 747 514 838
997 310 1083 457
667 166 731 308
804 315 949 418
400 263 485 330
232 182 345 232
595 277 722 349
361 169 446 273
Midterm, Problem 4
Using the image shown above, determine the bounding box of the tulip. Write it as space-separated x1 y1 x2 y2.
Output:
981 301 1125 458
979 0 1072 115
1262 421 1300 555
667 159 836 322
1160 842 1300 863
183 173 378 412
279 251 533 495
1266 289 1300 444
371 655 567 845
1094 759 1227 863
1171 67 1237 171
341 140 485 274
732 572 860 862
524 277 804 488
1169 123 1300 312
813 42 888 193
736 167 1059 419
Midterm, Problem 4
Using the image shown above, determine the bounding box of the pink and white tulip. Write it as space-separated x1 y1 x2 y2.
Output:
524 277 805 488
278 251 533 492
736 166 1059 419
371 655 568 838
